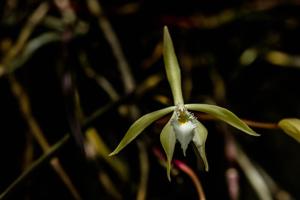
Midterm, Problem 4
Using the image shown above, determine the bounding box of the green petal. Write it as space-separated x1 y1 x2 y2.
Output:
185 104 259 136
278 118 300 143
110 106 175 156
160 114 176 181
192 120 209 171
163 26 184 105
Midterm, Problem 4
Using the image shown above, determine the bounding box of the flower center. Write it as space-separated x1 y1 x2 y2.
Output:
175 104 195 124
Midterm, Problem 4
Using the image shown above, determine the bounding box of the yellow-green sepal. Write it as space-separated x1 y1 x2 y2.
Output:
185 104 259 136
110 106 175 156
160 114 176 181
278 118 300 143
163 26 184 105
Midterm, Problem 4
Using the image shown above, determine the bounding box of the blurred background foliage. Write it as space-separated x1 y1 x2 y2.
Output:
0 0 300 199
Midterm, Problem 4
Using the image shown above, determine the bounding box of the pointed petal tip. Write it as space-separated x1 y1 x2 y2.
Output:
163 25 169 32
182 148 187 157
167 162 172 181
205 165 209 172
246 130 260 137
108 151 117 156
163 26 171 41
167 172 171 182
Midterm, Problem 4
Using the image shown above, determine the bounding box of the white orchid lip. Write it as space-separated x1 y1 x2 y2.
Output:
171 104 197 155
174 120 196 133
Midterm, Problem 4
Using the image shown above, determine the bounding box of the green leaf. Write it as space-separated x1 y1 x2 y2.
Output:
278 118 300 143
109 106 175 156
160 115 176 181
185 104 259 136
163 26 184 105
192 120 209 171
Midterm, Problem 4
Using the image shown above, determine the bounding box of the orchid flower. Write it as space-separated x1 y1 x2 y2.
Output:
110 26 259 180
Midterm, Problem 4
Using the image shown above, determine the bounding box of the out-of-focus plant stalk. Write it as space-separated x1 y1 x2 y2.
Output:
86 0 135 94
0 134 70 200
0 2 49 76
9 76 81 200
79 52 119 101
86 2 151 199
236 144 272 200
152 147 206 200
137 141 149 200
174 160 206 200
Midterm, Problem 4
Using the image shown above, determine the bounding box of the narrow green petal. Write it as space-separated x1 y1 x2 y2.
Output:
186 104 259 136
278 118 300 143
110 106 175 156
163 26 184 105
160 114 176 181
192 120 209 171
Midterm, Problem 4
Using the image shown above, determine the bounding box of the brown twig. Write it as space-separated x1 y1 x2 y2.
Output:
240 119 279 130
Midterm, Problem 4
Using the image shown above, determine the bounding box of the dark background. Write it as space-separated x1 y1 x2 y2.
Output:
0 0 300 199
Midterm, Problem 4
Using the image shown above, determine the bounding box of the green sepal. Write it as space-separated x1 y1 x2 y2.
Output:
185 104 259 136
160 114 176 181
110 106 175 156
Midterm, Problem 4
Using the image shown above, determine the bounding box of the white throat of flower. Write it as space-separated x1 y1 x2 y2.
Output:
171 104 196 155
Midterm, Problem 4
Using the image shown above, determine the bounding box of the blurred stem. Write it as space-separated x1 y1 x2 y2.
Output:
136 141 149 200
0 2 49 76
153 147 205 200
0 134 70 200
87 0 135 94
225 167 240 200
210 68 226 105
235 144 272 200
22 132 34 170
240 119 278 130
79 52 119 101
173 160 206 200
255 164 294 200
98 172 122 200
180 53 193 102
83 1 151 195
3 71 163 199
7 32 61 74
83 72 162 128
163 1 300 29
141 42 163 69
9 76 81 200
85 128 129 182
53 0 76 25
